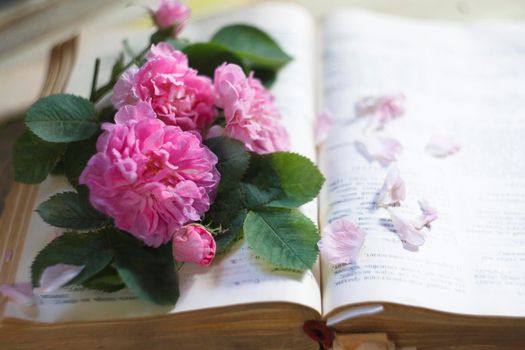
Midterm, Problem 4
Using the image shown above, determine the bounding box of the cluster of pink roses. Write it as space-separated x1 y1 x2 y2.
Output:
81 39 289 266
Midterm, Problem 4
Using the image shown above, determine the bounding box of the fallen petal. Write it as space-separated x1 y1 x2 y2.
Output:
38 264 85 293
377 166 406 207
355 94 405 130
355 136 403 167
425 135 460 158
388 209 426 250
318 218 366 264
415 199 438 229
315 109 334 145
0 282 34 306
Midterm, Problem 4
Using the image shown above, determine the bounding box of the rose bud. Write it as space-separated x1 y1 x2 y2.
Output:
172 224 216 266
153 0 190 35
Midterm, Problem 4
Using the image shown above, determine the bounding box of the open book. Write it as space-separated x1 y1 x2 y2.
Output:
1 2 525 349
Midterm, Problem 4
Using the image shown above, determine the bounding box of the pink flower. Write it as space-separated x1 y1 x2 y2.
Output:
425 135 461 158
355 135 403 167
317 218 366 264
172 224 216 266
355 94 405 130
153 0 190 35
0 282 34 307
79 107 220 247
415 199 438 229
113 43 217 132
377 166 406 207
315 109 334 145
114 101 157 124
387 209 425 250
37 264 84 293
111 66 139 109
214 63 290 154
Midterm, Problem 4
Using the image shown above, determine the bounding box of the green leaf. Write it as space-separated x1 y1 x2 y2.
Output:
204 186 247 254
253 67 277 88
165 38 190 51
265 152 325 208
82 264 125 293
211 24 292 70
26 94 99 143
215 209 247 254
64 134 98 191
183 43 246 77
239 153 282 209
31 229 114 288
36 192 108 230
204 136 250 192
12 130 66 184
244 208 319 270
112 233 179 305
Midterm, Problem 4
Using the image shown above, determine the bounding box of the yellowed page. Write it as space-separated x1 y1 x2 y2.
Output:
320 10 525 319
3 2 321 323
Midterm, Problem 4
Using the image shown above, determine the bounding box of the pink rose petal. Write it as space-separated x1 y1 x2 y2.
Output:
315 109 334 145
0 282 34 306
38 264 85 293
111 66 138 109
415 199 438 230
377 166 406 207
355 94 405 130
425 135 461 158
355 136 403 167
318 218 366 264
388 209 426 250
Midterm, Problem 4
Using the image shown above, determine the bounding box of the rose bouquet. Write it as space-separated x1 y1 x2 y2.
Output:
11 0 324 305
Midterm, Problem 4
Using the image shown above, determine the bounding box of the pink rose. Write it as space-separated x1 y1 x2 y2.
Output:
172 224 216 266
79 104 220 247
112 43 217 132
153 0 190 35
111 66 138 109
214 63 290 154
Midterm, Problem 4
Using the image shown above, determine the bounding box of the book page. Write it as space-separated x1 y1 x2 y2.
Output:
320 10 525 318
3 2 321 323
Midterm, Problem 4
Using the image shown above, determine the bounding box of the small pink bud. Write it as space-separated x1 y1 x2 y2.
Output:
153 0 190 35
172 224 216 266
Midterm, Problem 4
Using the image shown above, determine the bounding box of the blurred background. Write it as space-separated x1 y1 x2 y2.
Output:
0 0 523 201
1 0 525 122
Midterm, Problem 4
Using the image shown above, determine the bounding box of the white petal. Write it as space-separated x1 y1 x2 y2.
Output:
318 218 366 264
425 135 460 158
388 209 426 250
377 166 406 207
0 282 34 306
38 264 85 293
315 109 334 145
415 199 438 229
355 136 403 167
